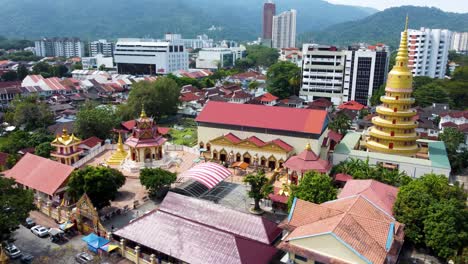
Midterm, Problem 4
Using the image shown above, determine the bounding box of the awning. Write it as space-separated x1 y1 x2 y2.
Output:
232 161 249 170
59 221 75 230
82 233 110 252
100 244 119 252
49 228 64 236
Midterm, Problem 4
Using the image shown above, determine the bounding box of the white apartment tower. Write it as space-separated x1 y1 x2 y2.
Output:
451 32 468 54
300 44 389 106
407 28 452 79
114 38 188 75
272 9 297 49
89 39 114 57
35 38 85 58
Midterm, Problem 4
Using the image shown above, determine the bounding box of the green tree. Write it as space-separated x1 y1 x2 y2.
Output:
67 166 126 209
5 95 54 131
245 45 279 68
6 153 20 169
243 170 273 212
35 142 54 158
394 174 467 258
0 177 35 241
288 171 337 209
413 76 434 90
439 127 464 154
329 112 351 135
451 66 468 82
413 83 450 107
32 62 52 77
17 64 29 81
370 84 385 106
120 77 180 120
0 129 53 154
234 58 254 71
200 77 215 88
98 64 106 71
72 62 83 70
75 102 120 140
51 64 69 77
1 71 18 81
248 80 259 91
139 168 177 197
266 61 301 99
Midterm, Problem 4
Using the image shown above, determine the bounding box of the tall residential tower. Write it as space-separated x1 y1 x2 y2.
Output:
262 1 276 41
366 17 420 156
272 9 297 49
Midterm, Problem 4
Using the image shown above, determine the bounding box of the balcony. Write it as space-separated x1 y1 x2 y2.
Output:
380 96 415 105
369 128 418 141
376 106 417 117
372 117 418 129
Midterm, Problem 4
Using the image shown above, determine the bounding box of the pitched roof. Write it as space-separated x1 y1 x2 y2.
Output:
440 110 468 119
4 153 74 196
115 192 278 264
80 136 103 148
338 100 366 111
279 196 404 264
283 148 331 173
338 180 398 216
257 92 278 103
196 101 328 135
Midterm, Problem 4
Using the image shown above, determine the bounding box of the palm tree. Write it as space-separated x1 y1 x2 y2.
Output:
243 170 273 213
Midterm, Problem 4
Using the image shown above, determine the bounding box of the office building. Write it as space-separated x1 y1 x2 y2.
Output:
82 54 114 70
196 47 246 70
407 27 452 79
451 32 468 54
272 9 296 49
114 38 188 75
89 39 114 57
164 33 214 49
300 44 389 106
35 38 85 58
263 1 276 41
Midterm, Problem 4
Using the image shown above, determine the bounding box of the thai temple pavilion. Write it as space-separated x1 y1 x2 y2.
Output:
51 127 83 165
124 107 167 164
283 143 331 184
365 16 420 156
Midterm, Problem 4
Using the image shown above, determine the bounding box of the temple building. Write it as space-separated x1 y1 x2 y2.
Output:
51 127 83 165
121 107 168 171
332 18 451 178
283 143 332 184
196 101 330 170
365 16 419 156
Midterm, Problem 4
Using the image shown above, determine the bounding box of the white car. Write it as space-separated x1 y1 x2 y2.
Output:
5 244 21 258
31 225 49 237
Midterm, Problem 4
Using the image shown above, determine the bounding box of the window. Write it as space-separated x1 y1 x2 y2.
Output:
294 254 307 262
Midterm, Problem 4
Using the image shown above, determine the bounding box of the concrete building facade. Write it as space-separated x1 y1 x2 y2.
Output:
272 9 296 49
451 32 468 54
195 47 246 70
263 1 276 41
114 38 188 75
89 39 114 57
164 33 214 49
407 27 452 79
35 38 85 58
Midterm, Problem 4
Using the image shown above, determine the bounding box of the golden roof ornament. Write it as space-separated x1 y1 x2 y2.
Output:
305 142 312 151
140 103 147 119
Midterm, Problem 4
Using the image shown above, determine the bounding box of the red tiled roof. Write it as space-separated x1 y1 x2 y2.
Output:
441 121 457 128
328 130 343 143
338 179 398 217
80 136 103 148
180 92 202 102
440 110 468 119
308 98 333 108
338 100 366 111
121 120 136 131
230 71 265 80
269 187 289 204
228 90 252 99
4 153 74 196
196 101 328 135
257 92 278 102
247 136 265 147
270 139 294 152
224 133 242 144
157 127 170 135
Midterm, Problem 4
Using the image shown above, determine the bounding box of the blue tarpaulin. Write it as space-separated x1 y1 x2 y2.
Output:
82 233 109 253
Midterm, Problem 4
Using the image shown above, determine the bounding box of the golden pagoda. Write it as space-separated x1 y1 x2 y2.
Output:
365 16 420 156
106 133 128 165
51 127 83 165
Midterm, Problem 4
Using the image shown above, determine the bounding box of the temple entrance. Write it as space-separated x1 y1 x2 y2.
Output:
220 150 227 162
278 159 284 168
144 148 151 161
236 153 241 162
268 156 277 170
243 153 251 164
70 194 107 236
212 150 218 160
260 157 267 167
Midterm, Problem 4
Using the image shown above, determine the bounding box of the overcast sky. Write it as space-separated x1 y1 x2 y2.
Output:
326 0 468 13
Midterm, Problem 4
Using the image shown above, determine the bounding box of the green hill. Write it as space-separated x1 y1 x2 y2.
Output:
0 0 375 41
300 6 468 48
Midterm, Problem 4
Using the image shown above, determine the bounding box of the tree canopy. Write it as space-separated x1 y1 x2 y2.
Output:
413 82 450 107
393 174 467 259
0 129 54 155
266 61 301 99
236 45 279 70
119 77 180 121
439 127 468 174
329 112 352 135
35 142 54 158
288 171 337 210
67 166 126 209
243 170 273 212
139 168 177 197
74 102 120 140
0 177 35 241
5 95 54 131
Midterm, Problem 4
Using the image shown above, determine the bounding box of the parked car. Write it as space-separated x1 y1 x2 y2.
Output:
31 225 49 237
75 252 94 263
24 217 35 228
5 244 22 258
20 252 34 263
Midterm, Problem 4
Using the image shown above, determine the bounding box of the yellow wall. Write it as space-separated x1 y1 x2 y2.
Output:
289 234 368 264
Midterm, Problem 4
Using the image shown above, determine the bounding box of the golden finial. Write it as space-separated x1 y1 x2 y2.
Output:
140 103 147 118
117 132 125 152
305 142 311 151
405 14 409 32
62 127 68 136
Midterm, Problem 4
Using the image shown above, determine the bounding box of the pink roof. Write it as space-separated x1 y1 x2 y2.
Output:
44 77 67 91
28 75 45 83
247 136 265 147
271 139 294 152
225 133 242 144
338 179 398 216
335 173 353 182
125 137 167 148
338 100 366 111
283 148 331 173
80 136 103 148
196 101 328 135
179 162 231 189
5 153 74 196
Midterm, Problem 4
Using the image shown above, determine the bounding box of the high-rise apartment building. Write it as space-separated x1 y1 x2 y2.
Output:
451 32 468 54
263 1 276 41
89 39 114 57
407 28 452 79
35 38 85 58
300 44 389 106
114 38 188 75
272 9 296 49
164 33 214 49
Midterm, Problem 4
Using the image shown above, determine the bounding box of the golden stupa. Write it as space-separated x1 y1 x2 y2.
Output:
365 16 420 156
106 132 128 165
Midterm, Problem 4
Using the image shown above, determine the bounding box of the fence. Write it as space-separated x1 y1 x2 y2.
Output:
165 143 199 155
72 143 111 168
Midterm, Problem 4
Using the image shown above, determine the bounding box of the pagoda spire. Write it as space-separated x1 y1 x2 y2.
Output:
140 103 147 118
365 16 419 156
